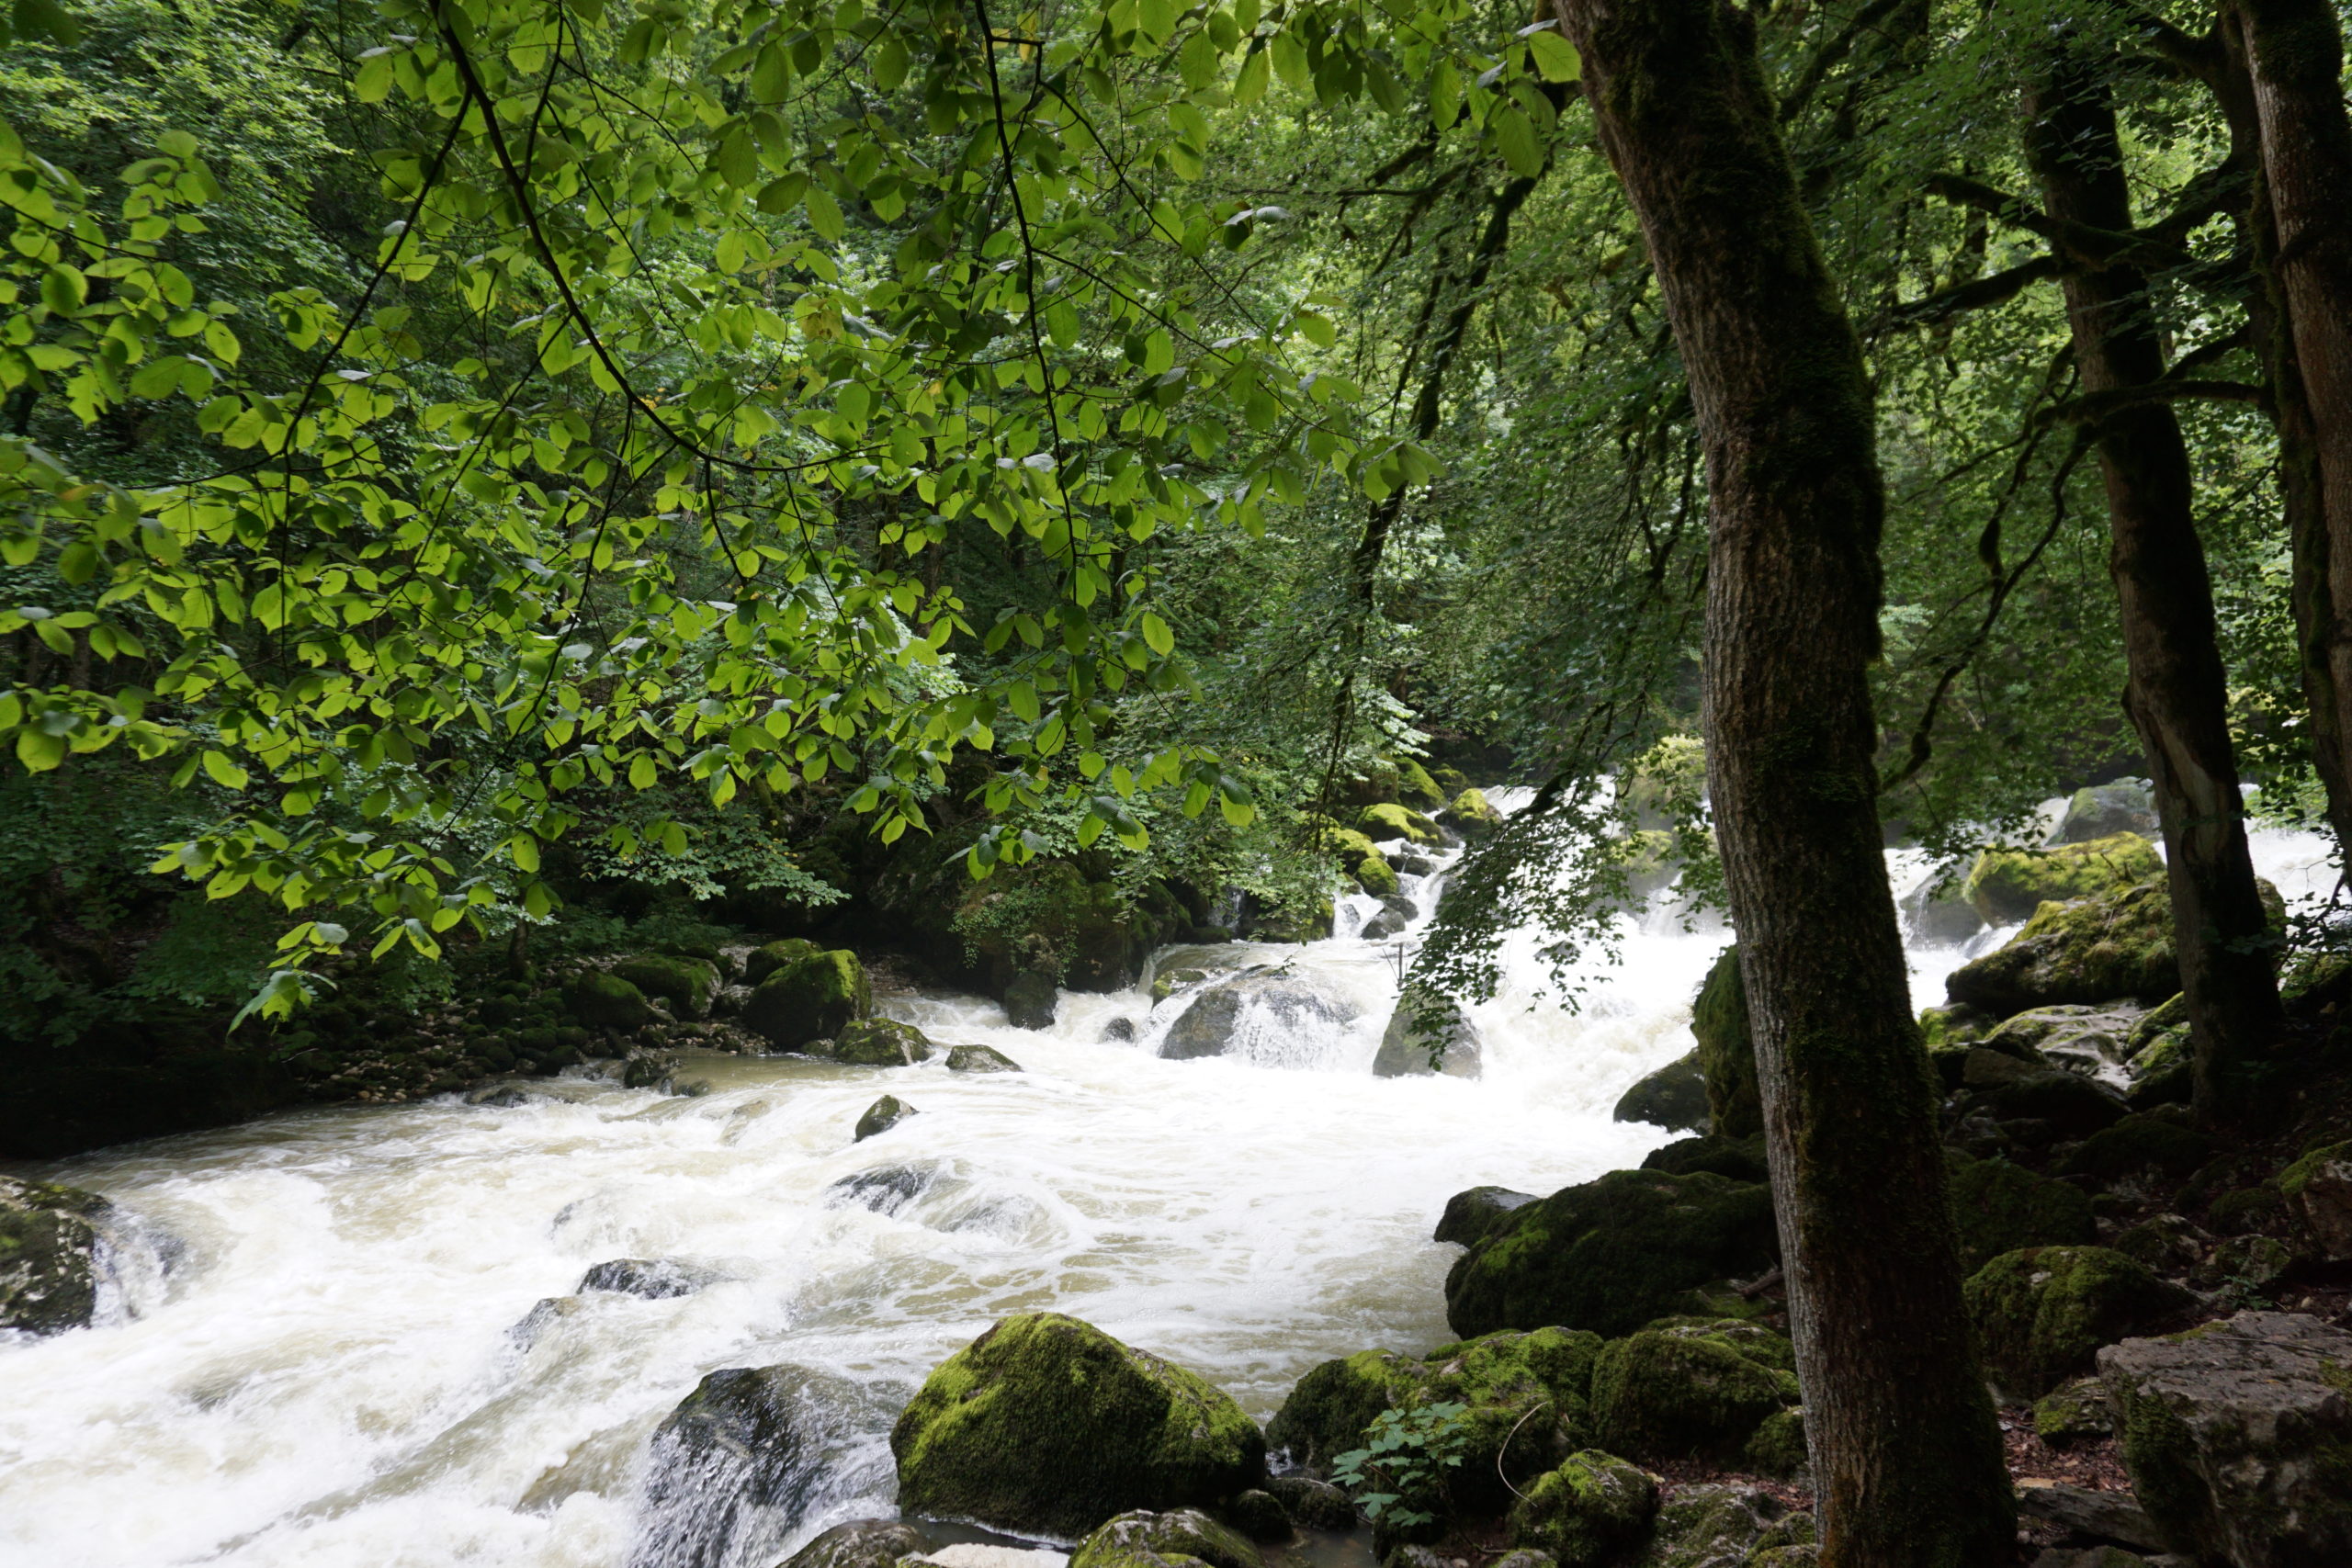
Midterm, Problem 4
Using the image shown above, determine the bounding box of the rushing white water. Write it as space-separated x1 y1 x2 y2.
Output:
1 802 2337 1568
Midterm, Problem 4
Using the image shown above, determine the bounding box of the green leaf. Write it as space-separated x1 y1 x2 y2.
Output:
1528 29 1580 83
201 750 250 790
1235 47 1271 105
806 186 845 242
1141 613 1174 656
1491 107 1544 178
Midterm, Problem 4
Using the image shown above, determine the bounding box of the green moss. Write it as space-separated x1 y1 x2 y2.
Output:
1442 788 1504 841
1612 1050 1710 1134
741 949 869 1050
1358 803 1442 846
1069 1509 1262 1568
2031 1376 2112 1448
745 938 822 985
1690 947 1758 1139
564 969 652 1032
2056 1115 2219 1183
1589 1325 1796 1463
890 1313 1265 1540
1945 1153 2098 1273
1745 1408 1807 1475
831 1016 934 1066
1962 833 2163 924
947 1043 1023 1073
1963 1247 2193 1397
0 1175 107 1335
1507 1450 1657 1568
1946 879 2177 1014
612 953 721 1020
1394 758 1448 811
1445 1168 1778 1339
854 1094 917 1141
2205 1185 2284 1235
1355 854 1399 898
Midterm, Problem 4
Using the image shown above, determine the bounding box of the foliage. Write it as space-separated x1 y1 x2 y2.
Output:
1329 1399 1470 1528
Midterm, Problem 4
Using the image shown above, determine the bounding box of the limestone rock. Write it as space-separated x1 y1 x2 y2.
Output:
1964 1246 2195 1398
831 1017 934 1066
854 1095 917 1142
1508 1450 1657 1568
1632 1483 1814 1568
2050 780 2159 845
2013 1481 2166 1552
889 1313 1266 1540
1069 1507 1261 1568
947 1043 1023 1074
2032 1376 2115 1448
635 1364 860 1568
2100 1312 2352 1567
1160 972 1357 1062
2280 1140 2352 1260
1612 1051 1709 1134
579 1258 720 1299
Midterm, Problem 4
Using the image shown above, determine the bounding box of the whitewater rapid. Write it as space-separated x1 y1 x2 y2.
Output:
0 804 2336 1568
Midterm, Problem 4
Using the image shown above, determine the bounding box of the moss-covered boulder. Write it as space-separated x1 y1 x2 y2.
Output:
1963 1246 2195 1397
1373 986 1481 1077
1962 833 2164 924
1612 1051 1709 1134
1508 1451 1657 1568
854 1095 917 1142
2055 1113 2217 1186
1744 1408 1808 1477
1981 1003 2140 1083
947 1043 1023 1073
1354 853 1400 897
1690 948 1760 1140
831 1016 934 1066
1640 1134 1770 1185
1440 788 1505 843
2099 1312 2352 1568
1266 1326 1605 1496
1636 1483 1815 1567
1945 879 2176 1015
1446 1168 1778 1341
1005 970 1058 1029
565 969 654 1032
2051 780 2158 844
1359 803 1442 847
0 1175 111 1335
780 1520 935 1568
1434 1186 1538 1247
1589 1324 1797 1464
2032 1376 2114 1448
889 1313 1265 1540
744 938 823 985
2280 1139 2352 1261
613 953 723 1020
1945 1153 2098 1274
741 948 869 1051
1068 1507 1262 1568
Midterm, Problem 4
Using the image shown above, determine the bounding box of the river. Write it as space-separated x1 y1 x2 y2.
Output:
1 798 2336 1568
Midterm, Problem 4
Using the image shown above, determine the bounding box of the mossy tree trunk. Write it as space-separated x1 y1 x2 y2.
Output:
2022 45 2285 1123
1547 0 2013 1562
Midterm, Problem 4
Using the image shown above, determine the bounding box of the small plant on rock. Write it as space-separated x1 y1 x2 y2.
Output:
1329 1400 1471 1529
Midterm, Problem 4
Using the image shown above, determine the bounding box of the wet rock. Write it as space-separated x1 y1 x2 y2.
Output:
1267 1326 1604 1502
634 1364 872 1568
2013 1483 2168 1553
742 949 870 1051
1589 1322 1798 1464
0 1175 111 1336
1964 1246 2195 1398
854 1095 918 1142
1434 1185 1538 1246
579 1258 720 1299
1160 973 1358 1061
890 1312 1266 1540
1005 971 1058 1030
2279 1139 2352 1260
1508 1450 1657 1568
947 1043 1023 1074
2099 1312 2352 1568
1945 875 2276 1016
465 1084 541 1108
1633 1483 1814 1567
776 1519 934 1568
2051 780 2159 845
507 1294 585 1348
1152 968 1211 1003
1392 850 1437 878
1223 1489 1292 1542
1901 870 1985 946
1946 1153 2098 1273
614 954 724 1021
1265 1474 1355 1529
1101 1016 1136 1043
1360 803 1442 847
831 1017 935 1066
567 970 654 1032
623 1049 680 1089
1444 1168 1778 1340
1360 907 1410 941
1690 948 1759 1139
1612 1051 1709 1134
1069 1507 1261 1568
827 1164 940 1215
1439 787 1504 843
1374 986 1481 1078
1962 833 2165 924
1641 1134 1770 1185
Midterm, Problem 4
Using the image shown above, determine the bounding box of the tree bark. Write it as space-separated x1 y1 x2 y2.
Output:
2228 0 2352 866
1547 1 2013 1562
2023 49 2285 1122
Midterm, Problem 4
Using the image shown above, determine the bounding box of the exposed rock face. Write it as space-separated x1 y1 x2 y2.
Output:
889 1312 1265 1540
1612 1051 1709 1133
1901 871 1985 946
1962 832 2165 924
947 1044 1023 1074
2100 1313 2352 1568
854 1095 917 1142
779 1519 934 1568
1982 1004 2143 1087
578 1258 720 1299
1444 1168 1778 1339
1067 1507 1261 1568
1964 1246 2195 1398
1159 973 1358 1063
830 1017 934 1066
1508 1450 1657 1568
742 949 870 1051
1690 948 1759 1140
827 1164 940 1215
1433 1186 1537 1247
0 1175 112 1336
1374 986 1481 1078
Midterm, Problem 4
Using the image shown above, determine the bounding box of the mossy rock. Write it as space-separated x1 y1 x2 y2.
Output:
780 1521 935 1568
1690 947 1759 1140
744 938 823 985
1963 1246 2195 1397
1945 1153 2098 1275
2204 1184 2285 1237
1589 1325 1797 1464
741 948 869 1051
1445 1168 1778 1340
854 1094 917 1142
1355 853 1400 898
1508 1450 1657 1568
1639 1483 1815 1567
1948 876 2283 1016
1981 1068 2130 1138
947 1043 1023 1073
1744 1408 1808 1476
564 969 653 1032
1266 1474 1354 1529
1612 1051 1709 1134
1069 1507 1262 1568
2280 1139 2352 1260
0 1175 110 1335
1640 1134 1770 1185
1266 1326 1604 1498
1358 803 1442 847
2032 1375 2114 1448
1393 758 1448 811
1440 788 1504 842
1962 833 2164 924
1433 1186 1539 1246
2055 1114 2218 1185
612 953 722 1020
889 1312 1265 1540
831 1017 934 1066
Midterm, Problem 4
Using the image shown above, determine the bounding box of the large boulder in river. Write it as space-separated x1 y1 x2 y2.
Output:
1069 1508 1262 1568
2051 780 2159 845
1159 972 1357 1061
1611 1051 1707 1133
1445 1168 1778 1340
1374 985 1480 1078
2100 1312 2352 1567
1962 832 2164 924
0 1175 111 1336
1945 880 2177 1015
742 948 870 1051
890 1312 1265 1539
1690 948 1760 1139
829 1017 934 1066
1004 971 1058 1030
779 1520 934 1568
635 1364 867 1568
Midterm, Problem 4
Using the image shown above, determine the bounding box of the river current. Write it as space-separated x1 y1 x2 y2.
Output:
2 796 2336 1568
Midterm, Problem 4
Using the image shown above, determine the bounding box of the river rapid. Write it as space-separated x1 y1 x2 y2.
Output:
2 799 2337 1568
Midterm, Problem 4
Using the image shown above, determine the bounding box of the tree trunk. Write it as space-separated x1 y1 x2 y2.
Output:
2023 50 2286 1122
1547 1 2013 1562
2229 0 2352 867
